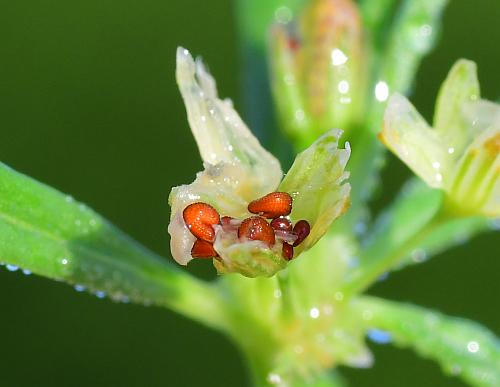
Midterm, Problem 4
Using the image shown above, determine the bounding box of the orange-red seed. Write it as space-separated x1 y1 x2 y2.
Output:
183 202 220 242
238 216 276 247
191 239 218 259
248 192 293 219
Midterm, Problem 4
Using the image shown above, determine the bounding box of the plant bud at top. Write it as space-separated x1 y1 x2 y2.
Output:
269 0 366 147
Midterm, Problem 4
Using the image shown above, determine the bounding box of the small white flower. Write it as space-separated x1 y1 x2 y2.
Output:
380 60 499 217
168 48 351 277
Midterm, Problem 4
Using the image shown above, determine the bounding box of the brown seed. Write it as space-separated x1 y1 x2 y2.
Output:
248 192 293 219
238 216 276 247
191 239 218 259
183 202 220 242
293 220 311 247
270 217 293 232
282 242 294 260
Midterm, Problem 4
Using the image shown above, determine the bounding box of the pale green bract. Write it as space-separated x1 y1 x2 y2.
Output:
381 59 500 217
168 47 351 277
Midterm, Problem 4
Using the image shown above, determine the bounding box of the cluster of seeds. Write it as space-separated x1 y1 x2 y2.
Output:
182 192 310 261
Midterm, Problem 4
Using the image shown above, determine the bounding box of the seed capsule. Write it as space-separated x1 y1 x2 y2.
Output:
248 192 293 219
293 220 311 247
238 216 276 246
270 217 293 232
191 239 218 258
183 202 220 242
282 242 294 260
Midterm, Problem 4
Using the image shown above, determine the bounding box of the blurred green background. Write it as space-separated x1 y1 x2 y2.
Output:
0 0 498 386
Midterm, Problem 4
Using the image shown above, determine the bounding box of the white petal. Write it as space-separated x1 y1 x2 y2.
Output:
175 47 282 198
381 94 449 188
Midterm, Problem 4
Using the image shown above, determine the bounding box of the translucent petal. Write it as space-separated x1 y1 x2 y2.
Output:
381 93 449 188
434 59 480 156
449 125 500 217
175 47 282 200
279 129 351 254
169 48 284 266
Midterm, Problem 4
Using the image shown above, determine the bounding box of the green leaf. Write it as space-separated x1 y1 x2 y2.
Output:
0 162 227 329
354 296 500 387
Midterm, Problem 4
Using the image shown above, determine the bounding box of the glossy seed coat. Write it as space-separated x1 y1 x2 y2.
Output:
183 202 220 242
282 242 294 260
270 217 293 232
293 220 311 247
248 192 293 219
191 239 218 258
238 216 276 246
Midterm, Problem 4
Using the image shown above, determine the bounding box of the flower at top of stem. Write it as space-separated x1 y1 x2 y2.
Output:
168 47 351 277
269 0 366 147
380 59 499 217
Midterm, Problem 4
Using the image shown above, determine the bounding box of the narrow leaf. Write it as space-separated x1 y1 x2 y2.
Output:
354 296 500 387
0 162 226 328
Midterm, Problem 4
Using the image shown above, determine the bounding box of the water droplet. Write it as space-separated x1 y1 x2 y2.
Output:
61 258 69 265
267 373 282 385
95 290 106 299
435 173 443 182
432 161 441 169
354 222 366 235
273 289 282 298
411 249 427 263
362 310 373 321
274 6 292 24
6 264 18 272
467 341 480 353
488 218 500 230
419 24 433 37
448 147 455 154
450 364 462 375
375 81 389 102
338 80 349 94
74 284 86 292
331 48 348 66
323 305 333 315
309 307 320 319
367 329 393 344
294 109 305 121
65 195 74 203
22 269 32 276
377 272 389 282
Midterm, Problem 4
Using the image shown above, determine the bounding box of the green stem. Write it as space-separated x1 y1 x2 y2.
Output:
341 209 449 297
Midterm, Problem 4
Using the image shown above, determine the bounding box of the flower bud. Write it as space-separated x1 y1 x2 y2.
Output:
269 0 365 146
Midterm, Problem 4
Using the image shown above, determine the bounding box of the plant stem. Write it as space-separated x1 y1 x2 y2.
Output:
340 209 448 297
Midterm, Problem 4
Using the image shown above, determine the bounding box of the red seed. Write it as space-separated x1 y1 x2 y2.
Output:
282 242 294 260
270 217 292 232
183 202 220 242
238 216 276 247
248 192 293 219
293 220 311 247
191 239 218 259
